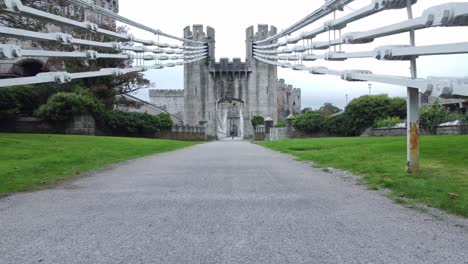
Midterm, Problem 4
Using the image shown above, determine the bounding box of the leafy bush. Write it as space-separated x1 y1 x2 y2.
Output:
157 113 174 130
293 111 327 133
460 114 468 125
0 84 61 119
0 88 18 119
374 117 402 128
345 95 406 135
325 113 352 136
275 121 286 128
37 90 104 121
99 110 174 136
420 104 458 134
251 115 265 128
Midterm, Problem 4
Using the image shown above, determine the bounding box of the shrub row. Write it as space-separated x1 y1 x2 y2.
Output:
420 104 467 134
294 95 406 136
2 86 175 136
99 111 173 136
293 95 467 136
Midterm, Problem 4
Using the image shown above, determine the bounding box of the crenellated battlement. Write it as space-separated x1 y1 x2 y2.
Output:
246 24 277 60
255 24 278 40
149 89 184 98
184 24 215 61
183 25 215 41
182 25 300 136
209 58 250 73
246 24 277 41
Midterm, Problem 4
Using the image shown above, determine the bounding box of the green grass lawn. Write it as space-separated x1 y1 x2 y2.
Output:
259 136 468 217
0 133 198 193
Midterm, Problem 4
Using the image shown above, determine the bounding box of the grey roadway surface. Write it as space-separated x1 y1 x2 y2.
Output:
1 141 467 264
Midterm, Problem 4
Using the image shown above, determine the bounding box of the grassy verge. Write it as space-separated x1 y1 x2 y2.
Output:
0 133 198 193
259 136 468 217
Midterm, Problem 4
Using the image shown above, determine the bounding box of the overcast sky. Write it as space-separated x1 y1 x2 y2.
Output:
119 0 468 110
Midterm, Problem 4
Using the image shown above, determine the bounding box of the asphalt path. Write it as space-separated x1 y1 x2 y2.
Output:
1 141 467 264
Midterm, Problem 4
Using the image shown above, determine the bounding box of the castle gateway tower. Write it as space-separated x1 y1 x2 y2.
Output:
183 25 301 138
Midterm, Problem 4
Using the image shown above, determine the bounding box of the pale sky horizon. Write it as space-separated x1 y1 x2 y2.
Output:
118 0 468 110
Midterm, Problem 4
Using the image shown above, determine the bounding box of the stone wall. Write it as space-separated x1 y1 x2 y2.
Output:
149 90 185 120
116 94 183 125
277 79 302 122
183 24 292 139
437 125 467 135
0 116 207 140
364 126 467 137
269 128 291 141
65 115 95 135
0 115 95 135
371 127 407 137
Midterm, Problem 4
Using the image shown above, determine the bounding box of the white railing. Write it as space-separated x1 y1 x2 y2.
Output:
253 1 468 99
252 0 468 173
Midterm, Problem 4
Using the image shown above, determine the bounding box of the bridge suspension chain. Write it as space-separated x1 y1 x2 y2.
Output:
255 0 356 45
0 0 208 88
252 1 468 98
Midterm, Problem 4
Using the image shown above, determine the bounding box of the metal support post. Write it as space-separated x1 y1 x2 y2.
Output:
406 0 419 174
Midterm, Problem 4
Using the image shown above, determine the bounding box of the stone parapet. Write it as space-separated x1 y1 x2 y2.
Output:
209 58 250 73
149 89 184 97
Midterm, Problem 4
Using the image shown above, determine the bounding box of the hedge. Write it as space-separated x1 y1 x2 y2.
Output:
99 110 174 136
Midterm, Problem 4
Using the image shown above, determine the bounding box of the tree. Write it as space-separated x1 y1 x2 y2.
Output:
301 107 313 114
293 111 327 133
319 103 341 116
251 116 265 128
325 113 352 136
345 94 407 135
275 121 286 128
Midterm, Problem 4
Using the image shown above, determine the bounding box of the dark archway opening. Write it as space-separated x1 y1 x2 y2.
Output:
12 59 46 77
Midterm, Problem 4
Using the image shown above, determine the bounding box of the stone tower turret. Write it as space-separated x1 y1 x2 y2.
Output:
245 25 279 124
183 25 215 126
182 24 299 138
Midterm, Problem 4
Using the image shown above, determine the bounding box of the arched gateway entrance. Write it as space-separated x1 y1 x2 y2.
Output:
217 98 244 139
